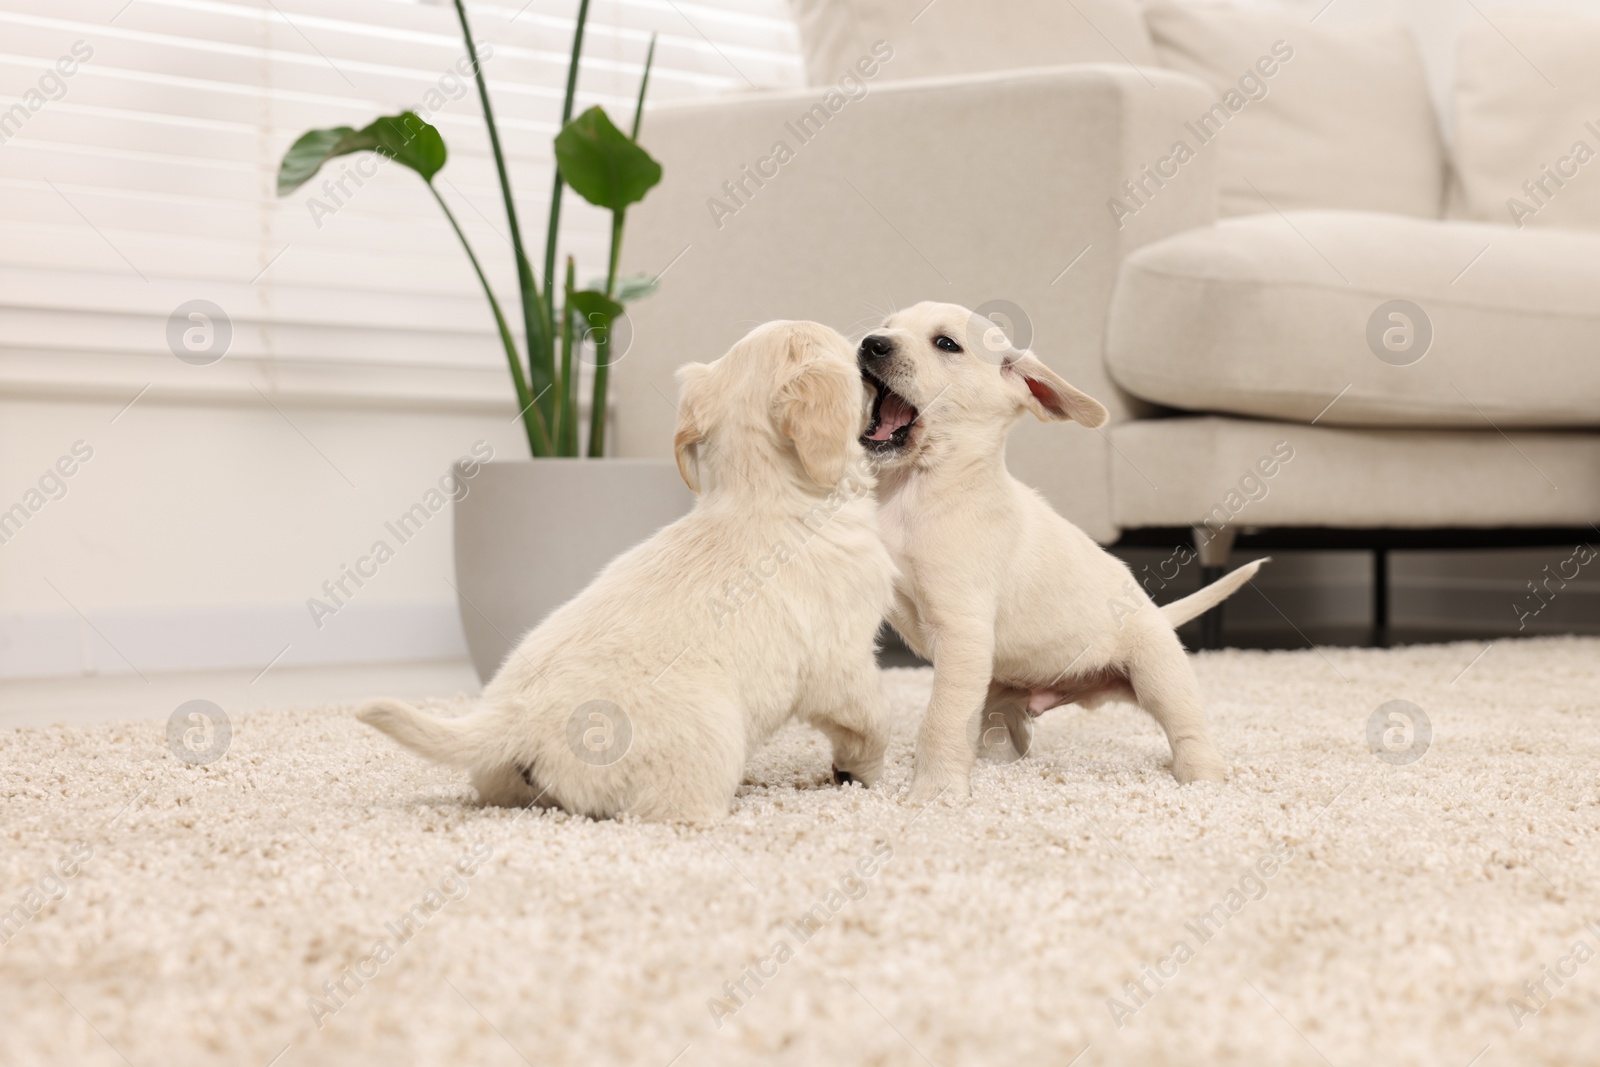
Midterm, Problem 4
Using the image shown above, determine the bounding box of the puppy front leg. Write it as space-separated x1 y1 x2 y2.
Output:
886 593 934 662
812 697 889 790
806 662 892 787
908 628 994 804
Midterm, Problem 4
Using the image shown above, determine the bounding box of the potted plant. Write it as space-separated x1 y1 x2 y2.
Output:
277 0 693 680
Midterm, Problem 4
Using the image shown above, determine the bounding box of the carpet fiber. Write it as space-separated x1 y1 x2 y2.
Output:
3 637 1599 1066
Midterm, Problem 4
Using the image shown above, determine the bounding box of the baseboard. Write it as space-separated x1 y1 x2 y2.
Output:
0 601 469 681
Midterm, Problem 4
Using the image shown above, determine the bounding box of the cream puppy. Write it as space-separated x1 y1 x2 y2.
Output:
360 321 894 823
858 302 1265 802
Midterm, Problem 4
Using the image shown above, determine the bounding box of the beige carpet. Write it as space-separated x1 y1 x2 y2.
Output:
3 637 1598 1067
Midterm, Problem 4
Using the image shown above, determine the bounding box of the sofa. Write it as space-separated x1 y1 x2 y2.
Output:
616 0 1600 646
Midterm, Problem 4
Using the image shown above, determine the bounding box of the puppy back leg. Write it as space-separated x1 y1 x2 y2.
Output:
624 707 746 824
975 683 1031 762
469 762 558 809
1122 628 1226 783
628 767 739 825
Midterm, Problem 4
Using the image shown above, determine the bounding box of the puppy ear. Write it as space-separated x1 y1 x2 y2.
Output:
1003 353 1108 427
673 362 713 492
775 348 857 488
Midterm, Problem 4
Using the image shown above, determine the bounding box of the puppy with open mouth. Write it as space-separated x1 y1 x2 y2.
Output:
859 302 1265 802
360 321 895 823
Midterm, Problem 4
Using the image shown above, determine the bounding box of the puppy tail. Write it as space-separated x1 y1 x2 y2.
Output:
357 698 484 770
1160 557 1270 628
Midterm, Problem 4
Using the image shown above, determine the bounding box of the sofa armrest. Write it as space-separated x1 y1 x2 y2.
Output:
617 64 1217 542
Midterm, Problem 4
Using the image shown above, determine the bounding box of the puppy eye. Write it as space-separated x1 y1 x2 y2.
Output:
933 335 962 353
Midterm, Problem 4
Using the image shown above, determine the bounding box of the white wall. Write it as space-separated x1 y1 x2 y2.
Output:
0 394 525 677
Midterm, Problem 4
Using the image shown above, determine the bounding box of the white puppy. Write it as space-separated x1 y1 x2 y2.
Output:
360 321 895 823
858 302 1265 802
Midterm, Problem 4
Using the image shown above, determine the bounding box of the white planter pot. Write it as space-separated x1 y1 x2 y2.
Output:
452 458 694 682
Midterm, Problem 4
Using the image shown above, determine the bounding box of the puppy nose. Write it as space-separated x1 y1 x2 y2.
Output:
859 335 894 361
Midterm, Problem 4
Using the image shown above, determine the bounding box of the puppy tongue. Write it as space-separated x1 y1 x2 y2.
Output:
869 392 916 441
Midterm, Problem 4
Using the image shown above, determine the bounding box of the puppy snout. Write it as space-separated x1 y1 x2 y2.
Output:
859 334 895 362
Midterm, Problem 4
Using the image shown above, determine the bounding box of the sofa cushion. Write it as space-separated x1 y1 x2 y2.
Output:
1110 417 1600 531
786 0 1155 88
1450 9 1600 231
1143 3 1444 219
1106 211 1600 428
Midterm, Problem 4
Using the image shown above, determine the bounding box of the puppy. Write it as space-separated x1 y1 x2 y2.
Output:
360 321 895 823
858 302 1265 802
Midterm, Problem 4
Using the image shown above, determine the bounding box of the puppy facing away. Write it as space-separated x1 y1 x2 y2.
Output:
360 321 895 823
857 302 1266 802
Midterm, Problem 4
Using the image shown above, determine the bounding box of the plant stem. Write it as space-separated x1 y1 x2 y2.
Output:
585 332 609 457
589 36 654 457
604 213 624 298
631 34 656 140
428 182 550 455
543 0 592 332
451 0 554 440
559 258 577 456
588 213 624 458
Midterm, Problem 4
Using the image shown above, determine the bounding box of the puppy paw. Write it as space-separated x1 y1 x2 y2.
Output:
1003 709 1033 760
973 708 1030 763
906 770 971 805
831 750 884 788
1170 746 1227 784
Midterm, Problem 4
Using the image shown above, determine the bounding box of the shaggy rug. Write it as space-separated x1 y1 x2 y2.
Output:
3 637 1598 1067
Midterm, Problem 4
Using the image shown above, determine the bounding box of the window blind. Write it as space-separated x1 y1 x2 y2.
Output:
0 0 803 409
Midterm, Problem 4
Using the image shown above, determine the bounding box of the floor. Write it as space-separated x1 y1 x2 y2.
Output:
0 659 481 730
3 637 1597 1066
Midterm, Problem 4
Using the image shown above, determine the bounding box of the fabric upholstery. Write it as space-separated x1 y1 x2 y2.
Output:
1111 417 1600 530
1107 211 1600 428
1450 9 1600 231
1144 3 1445 219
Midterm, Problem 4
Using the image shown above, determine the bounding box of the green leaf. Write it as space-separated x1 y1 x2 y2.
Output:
568 288 626 342
277 128 351 196
276 112 447 196
553 106 662 212
587 273 658 304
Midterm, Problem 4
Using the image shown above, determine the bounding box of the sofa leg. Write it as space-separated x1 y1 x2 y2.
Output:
1373 547 1390 648
1191 525 1236 651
